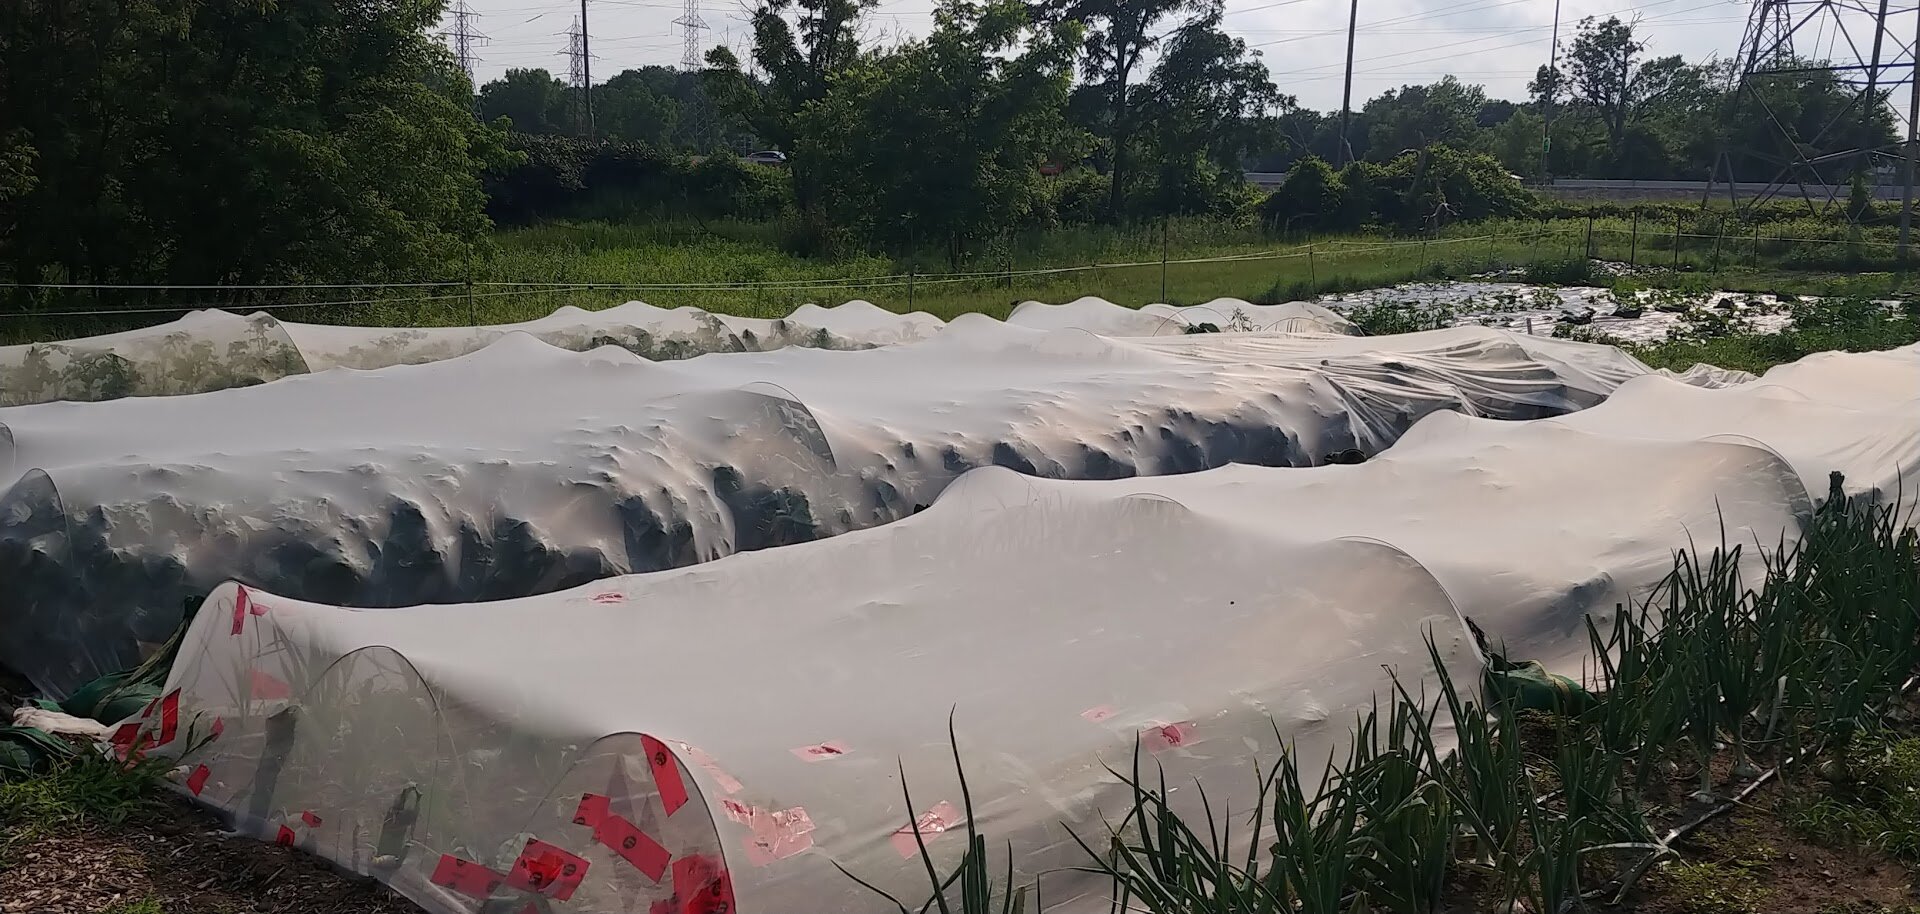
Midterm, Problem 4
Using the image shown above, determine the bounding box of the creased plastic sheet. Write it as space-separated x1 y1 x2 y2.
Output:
1 324 1657 696
0 297 1353 406
129 342 1920 914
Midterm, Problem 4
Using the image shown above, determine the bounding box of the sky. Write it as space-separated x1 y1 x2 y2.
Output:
447 0 1916 114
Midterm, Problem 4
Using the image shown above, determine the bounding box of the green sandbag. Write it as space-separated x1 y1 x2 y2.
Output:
0 725 78 779
1486 660 1596 715
60 669 160 725
1464 615 1596 714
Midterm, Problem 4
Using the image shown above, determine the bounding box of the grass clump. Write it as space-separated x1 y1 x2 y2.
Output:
1786 732 1920 862
100 900 172 914
0 752 168 829
1525 256 1597 286
1652 861 1774 914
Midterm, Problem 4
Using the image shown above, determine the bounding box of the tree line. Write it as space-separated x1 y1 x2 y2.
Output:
0 0 1896 287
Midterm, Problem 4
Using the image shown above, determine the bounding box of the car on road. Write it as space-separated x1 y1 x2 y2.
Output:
743 150 787 166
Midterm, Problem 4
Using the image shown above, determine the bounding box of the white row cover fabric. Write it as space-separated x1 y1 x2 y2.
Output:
1 323 1654 696
0 297 1355 407
129 342 1920 914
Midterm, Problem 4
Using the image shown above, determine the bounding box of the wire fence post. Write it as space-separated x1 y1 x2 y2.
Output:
1752 222 1762 266
1672 213 1683 269
1711 215 1724 273
1159 218 1170 303
1629 211 1639 266
1585 215 1594 259
1308 244 1317 286
464 246 476 328
908 269 917 309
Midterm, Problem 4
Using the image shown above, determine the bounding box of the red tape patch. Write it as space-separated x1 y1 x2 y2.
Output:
186 765 210 796
231 587 251 635
505 838 589 901
572 792 610 829
641 736 688 816
248 669 292 701
670 854 736 914
592 812 671 882
209 717 225 741
301 810 322 828
431 854 505 900
275 825 296 847
109 722 141 757
155 690 180 746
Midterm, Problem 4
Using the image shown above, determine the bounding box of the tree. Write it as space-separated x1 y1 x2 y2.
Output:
706 0 873 223
1361 77 1489 161
800 0 1084 259
1050 0 1219 217
0 0 511 286
478 68 575 135
596 69 682 148
1132 11 1288 216
1547 17 1695 168
1487 109 1544 176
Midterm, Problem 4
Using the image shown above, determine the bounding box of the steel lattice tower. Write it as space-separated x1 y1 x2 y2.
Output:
1707 0 1920 227
447 1 486 82
566 18 586 89
674 0 712 147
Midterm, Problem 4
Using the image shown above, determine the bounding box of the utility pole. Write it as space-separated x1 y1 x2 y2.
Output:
1903 7 1920 256
1337 0 1358 166
580 0 594 137
1540 0 1562 182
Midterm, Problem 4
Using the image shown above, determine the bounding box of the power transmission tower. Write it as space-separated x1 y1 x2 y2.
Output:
1706 0 1919 228
446 1 486 84
565 16 593 136
674 0 712 147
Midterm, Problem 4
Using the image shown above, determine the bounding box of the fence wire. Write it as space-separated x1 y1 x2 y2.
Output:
0 224 1911 326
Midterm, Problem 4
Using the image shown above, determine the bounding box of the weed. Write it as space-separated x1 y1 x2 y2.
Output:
0 752 168 829
1525 257 1596 285
100 900 171 914
1654 861 1774 914
1786 732 1920 862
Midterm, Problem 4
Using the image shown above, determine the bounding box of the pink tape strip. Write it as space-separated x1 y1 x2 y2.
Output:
1139 721 1196 752
789 740 849 762
890 800 960 858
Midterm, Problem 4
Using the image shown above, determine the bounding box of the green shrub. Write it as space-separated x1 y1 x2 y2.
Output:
1524 256 1594 285
1048 170 1111 225
1260 157 1346 233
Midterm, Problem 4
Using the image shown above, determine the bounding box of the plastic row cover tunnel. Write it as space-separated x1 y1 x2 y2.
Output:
0 297 1358 406
1 323 1666 696
125 343 1920 914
